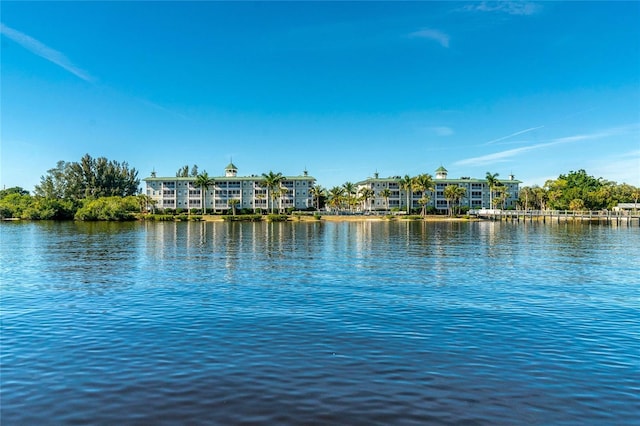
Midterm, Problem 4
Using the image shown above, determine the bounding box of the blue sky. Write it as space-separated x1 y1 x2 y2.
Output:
2 1 639 192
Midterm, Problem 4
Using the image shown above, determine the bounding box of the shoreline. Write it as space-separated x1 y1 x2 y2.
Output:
199 214 482 223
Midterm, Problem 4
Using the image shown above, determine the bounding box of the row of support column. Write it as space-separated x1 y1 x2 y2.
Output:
486 211 640 226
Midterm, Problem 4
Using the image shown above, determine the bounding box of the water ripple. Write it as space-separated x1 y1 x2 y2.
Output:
1 221 639 424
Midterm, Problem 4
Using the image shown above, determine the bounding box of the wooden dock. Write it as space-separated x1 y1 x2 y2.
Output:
470 209 640 226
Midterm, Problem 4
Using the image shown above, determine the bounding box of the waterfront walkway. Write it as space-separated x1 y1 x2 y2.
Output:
470 209 640 226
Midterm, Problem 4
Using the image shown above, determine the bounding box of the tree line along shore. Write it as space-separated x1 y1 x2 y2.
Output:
1 154 638 221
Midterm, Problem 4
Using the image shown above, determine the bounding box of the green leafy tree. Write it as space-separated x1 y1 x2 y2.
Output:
35 161 69 199
74 196 138 221
518 186 535 211
0 187 30 198
569 198 586 211
545 170 606 210
176 165 189 177
36 155 139 200
0 192 33 218
23 197 77 220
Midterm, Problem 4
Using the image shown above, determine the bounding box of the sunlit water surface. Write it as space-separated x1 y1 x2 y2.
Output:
1 220 639 425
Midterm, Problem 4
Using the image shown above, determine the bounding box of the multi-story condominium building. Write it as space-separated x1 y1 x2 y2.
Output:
144 163 316 212
356 166 521 212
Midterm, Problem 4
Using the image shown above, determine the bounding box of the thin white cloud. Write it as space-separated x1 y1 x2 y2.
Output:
455 143 545 166
430 126 454 136
409 29 450 48
463 1 541 16
456 126 638 167
0 22 94 82
485 125 544 145
132 96 189 120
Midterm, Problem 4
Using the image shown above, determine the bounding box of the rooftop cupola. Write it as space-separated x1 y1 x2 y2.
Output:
303 169 308 177
435 166 448 180
374 171 379 179
225 161 238 177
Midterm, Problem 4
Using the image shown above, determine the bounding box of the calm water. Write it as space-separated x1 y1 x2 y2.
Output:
1 220 639 425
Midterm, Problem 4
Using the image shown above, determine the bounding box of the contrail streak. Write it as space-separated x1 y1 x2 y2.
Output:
1 22 94 82
485 125 544 145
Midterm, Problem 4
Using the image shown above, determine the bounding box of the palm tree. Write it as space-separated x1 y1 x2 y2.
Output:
136 194 156 214
413 173 434 216
417 195 431 217
359 187 375 212
519 186 534 211
485 172 500 209
254 193 265 214
309 185 326 211
277 185 289 213
186 181 194 215
195 172 214 214
533 186 548 210
342 182 356 212
492 185 509 210
399 175 414 214
261 171 284 214
631 187 640 210
328 186 345 212
569 198 585 211
444 185 457 216
228 198 240 215
453 185 467 215
443 185 467 216
380 188 392 211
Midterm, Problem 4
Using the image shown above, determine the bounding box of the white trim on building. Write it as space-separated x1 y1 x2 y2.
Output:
356 167 521 212
143 165 315 213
